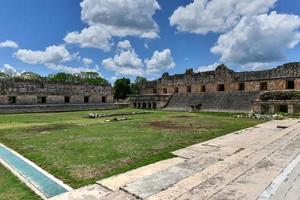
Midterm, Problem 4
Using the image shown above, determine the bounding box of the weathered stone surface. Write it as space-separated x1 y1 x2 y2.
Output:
97 157 185 191
49 184 111 200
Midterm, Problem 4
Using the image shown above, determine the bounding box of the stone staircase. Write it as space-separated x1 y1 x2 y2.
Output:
50 119 300 200
165 91 261 112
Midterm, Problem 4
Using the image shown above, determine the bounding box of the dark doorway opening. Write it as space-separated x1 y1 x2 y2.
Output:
163 88 168 94
278 105 288 113
8 96 16 104
287 80 295 90
152 102 157 109
174 87 179 93
84 96 89 103
38 96 46 104
239 83 245 91
217 84 225 91
187 86 191 93
201 85 206 92
260 82 268 91
102 96 106 103
64 96 70 103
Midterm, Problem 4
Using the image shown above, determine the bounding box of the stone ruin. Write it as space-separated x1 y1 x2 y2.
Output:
0 79 114 113
130 62 300 114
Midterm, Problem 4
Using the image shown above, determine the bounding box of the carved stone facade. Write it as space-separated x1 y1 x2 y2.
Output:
142 62 300 95
131 62 300 113
0 80 113 105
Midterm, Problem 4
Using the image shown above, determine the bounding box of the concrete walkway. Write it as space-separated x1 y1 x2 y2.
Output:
50 119 300 200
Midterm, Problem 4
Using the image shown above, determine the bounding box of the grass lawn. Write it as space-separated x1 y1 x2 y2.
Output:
0 108 263 198
0 164 40 200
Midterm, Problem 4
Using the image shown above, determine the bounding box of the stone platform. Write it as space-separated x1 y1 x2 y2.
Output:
50 119 300 200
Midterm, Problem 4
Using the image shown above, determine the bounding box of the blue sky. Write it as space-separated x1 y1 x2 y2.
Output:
0 0 300 82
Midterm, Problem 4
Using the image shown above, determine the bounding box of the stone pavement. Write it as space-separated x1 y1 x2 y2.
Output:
50 119 300 200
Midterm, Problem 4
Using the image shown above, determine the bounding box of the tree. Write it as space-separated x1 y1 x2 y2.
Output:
47 73 79 83
130 76 147 95
113 78 131 100
20 72 42 80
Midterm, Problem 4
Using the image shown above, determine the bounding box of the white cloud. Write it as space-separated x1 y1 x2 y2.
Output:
102 49 144 76
14 45 98 74
170 0 277 34
0 40 19 49
211 12 300 65
65 0 160 51
196 62 221 72
117 40 132 50
64 26 112 51
145 49 175 73
15 45 74 65
82 57 93 66
1 64 20 77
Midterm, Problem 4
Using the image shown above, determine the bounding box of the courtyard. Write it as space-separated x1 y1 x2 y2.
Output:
0 108 262 199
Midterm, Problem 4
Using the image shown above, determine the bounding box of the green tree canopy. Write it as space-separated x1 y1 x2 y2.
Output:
113 78 131 100
130 76 147 95
20 72 42 80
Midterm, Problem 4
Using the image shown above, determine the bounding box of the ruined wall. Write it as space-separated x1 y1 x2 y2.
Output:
0 80 113 105
142 62 300 95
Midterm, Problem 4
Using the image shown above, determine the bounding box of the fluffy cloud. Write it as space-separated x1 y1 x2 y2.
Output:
64 26 112 51
65 0 160 51
15 45 98 74
102 49 144 76
0 40 19 48
82 57 93 66
1 64 20 77
15 45 74 65
117 40 132 50
170 0 277 34
196 62 221 72
211 12 300 65
145 49 175 73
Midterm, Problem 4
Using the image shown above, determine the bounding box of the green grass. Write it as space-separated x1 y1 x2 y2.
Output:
0 108 263 199
0 165 40 200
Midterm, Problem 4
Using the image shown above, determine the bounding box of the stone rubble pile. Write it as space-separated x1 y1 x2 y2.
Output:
233 113 285 120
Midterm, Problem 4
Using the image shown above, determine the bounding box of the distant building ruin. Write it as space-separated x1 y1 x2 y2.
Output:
131 62 300 114
0 79 115 113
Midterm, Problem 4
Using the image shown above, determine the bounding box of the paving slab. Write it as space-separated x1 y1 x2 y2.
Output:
97 157 185 191
267 153 300 200
148 121 300 200
175 129 300 200
208 136 300 200
49 184 111 200
203 120 285 149
123 148 237 199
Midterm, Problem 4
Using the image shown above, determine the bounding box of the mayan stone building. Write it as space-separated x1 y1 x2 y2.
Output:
130 62 300 114
0 79 114 113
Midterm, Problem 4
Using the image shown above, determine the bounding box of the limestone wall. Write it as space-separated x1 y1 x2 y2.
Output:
142 62 300 95
0 80 113 105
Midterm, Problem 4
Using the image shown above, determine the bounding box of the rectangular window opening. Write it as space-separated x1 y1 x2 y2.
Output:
174 87 179 93
239 83 245 91
287 80 295 90
37 96 46 104
102 96 106 103
201 85 206 92
64 96 70 103
187 86 191 93
260 82 268 91
84 96 89 103
8 96 16 104
217 84 225 91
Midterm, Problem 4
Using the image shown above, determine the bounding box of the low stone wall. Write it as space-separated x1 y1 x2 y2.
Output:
0 103 123 114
